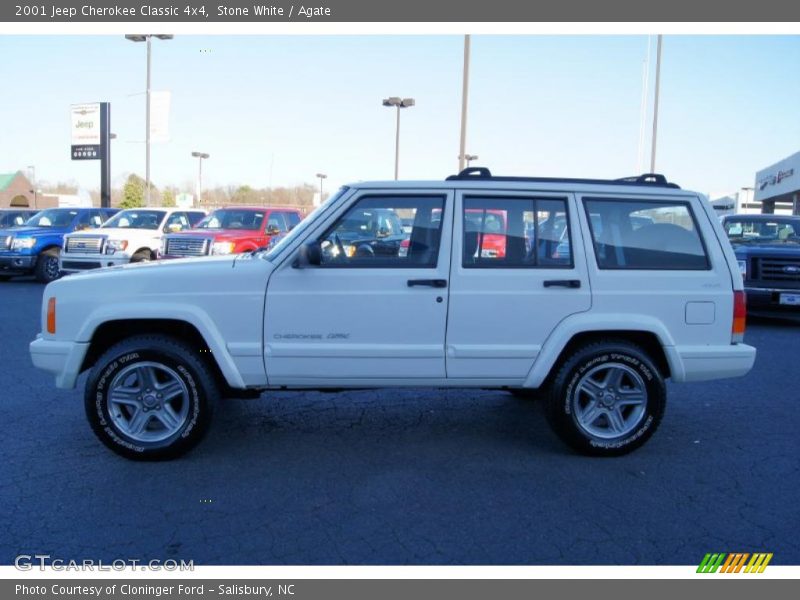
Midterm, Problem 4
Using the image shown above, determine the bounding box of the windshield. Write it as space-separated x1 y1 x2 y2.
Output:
262 188 350 260
196 209 264 231
25 209 78 228
725 219 799 244
103 210 166 230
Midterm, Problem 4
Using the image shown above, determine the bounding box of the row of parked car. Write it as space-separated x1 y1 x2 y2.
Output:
0 205 304 283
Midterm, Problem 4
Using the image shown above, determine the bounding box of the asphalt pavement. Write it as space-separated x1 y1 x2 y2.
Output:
1 278 798 565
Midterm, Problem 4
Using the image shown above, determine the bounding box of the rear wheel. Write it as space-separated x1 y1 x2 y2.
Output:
545 340 666 456
85 335 219 460
34 248 61 283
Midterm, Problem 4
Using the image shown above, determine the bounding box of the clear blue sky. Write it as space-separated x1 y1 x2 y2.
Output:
0 35 798 196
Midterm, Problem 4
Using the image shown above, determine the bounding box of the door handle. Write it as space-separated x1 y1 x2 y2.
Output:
543 279 581 289
407 279 448 288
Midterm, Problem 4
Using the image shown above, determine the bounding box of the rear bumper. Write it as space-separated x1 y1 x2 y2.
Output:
29 335 89 389
671 343 756 383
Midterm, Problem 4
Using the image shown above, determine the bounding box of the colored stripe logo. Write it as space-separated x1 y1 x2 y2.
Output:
697 552 773 573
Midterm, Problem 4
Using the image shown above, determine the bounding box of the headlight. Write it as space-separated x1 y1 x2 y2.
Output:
11 237 35 250
737 259 747 279
212 242 235 255
105 240 128 254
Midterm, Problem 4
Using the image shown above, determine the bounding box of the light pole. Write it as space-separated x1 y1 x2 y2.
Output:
464 154 478 168
382 96 415 180
458 34 471 173
315 173 327 206
650 34 663 173
26 165 36 209
126 34 173 206
191 152 209 207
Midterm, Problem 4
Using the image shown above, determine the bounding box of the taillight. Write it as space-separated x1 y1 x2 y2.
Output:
732 290 746 343
46 297 56 334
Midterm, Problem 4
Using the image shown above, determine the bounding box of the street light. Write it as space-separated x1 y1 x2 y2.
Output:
191 152 210 207
126 34 174 206
464 154 478 168
382 96 415 180
315 173 327 206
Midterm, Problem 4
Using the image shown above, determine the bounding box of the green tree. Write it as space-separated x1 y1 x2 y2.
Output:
162 187 177 207
119 174 146 209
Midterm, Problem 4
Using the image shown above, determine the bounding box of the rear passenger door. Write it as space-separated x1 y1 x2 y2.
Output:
578 194 733 348
445 191 592 380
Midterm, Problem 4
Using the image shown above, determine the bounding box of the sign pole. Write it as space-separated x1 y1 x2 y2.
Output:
100 102 111 208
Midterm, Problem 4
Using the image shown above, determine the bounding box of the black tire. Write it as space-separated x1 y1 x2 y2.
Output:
131 250 152 263
545 340 666 457
34 248 61 283
84 334 219 460
0 274 12 282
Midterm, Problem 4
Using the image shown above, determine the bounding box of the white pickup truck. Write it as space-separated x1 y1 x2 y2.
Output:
30 169 756 460
60 208 207 274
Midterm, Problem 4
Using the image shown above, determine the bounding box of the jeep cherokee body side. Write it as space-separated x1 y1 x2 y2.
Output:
30 172 756 459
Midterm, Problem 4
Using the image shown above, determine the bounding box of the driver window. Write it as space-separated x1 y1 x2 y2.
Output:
318 195 445 268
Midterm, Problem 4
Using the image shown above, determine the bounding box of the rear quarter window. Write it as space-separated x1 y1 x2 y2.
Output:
584 198 710 270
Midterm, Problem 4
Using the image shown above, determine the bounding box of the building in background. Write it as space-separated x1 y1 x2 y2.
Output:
0 171 35 208
754 151 800 215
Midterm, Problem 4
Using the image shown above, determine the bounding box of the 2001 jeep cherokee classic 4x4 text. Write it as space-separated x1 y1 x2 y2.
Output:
29 169 756 460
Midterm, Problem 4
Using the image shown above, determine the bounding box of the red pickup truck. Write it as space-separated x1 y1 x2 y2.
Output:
160 206 303 259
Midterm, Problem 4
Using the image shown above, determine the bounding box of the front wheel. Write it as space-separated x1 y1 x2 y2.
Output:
85 335 219 460
545 340 666 456
34 248 61 283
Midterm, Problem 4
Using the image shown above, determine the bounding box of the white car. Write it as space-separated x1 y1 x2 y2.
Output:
60 208 206 274
30 169 756 460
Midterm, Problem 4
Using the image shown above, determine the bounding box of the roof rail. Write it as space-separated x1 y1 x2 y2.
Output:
445 167 681 189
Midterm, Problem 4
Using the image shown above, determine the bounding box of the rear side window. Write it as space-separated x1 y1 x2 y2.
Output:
462 196 572 268
584 198 709 270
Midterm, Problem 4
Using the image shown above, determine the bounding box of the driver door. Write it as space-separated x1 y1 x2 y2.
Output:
264 190 453 384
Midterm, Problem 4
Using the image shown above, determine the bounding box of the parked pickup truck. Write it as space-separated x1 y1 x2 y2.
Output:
722 213 800 318
60 208 206 275
0 207 118 282
30 168 756 460
0 208 38 229
160 206 303 259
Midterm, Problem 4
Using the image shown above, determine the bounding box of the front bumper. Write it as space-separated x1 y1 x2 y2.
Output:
60 254 130 273
0 254 35 272
673 343 756 383
744 286 800 316
29 335 90 389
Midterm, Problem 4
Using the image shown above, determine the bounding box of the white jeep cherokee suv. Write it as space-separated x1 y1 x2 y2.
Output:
60 207 207 274
30 169 756 460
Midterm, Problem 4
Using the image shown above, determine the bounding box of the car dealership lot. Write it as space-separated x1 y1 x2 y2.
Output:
1 279 798 565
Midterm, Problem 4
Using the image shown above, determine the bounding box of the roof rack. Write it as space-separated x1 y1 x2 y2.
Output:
445 167 681 189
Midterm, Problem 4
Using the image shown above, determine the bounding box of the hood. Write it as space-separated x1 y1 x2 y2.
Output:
170 229 262 241
733 243 800 258
0 226 70 237
68 227 159 239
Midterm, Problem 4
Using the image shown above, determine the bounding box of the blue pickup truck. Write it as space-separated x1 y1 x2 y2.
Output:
722 213 800 319
0 207 118 283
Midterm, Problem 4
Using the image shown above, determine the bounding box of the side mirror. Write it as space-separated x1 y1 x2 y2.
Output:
266 224 281 236
293 241 322 268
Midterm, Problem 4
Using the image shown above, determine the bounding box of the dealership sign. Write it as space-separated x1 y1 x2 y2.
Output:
70 103 102 160
754 150 800 202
